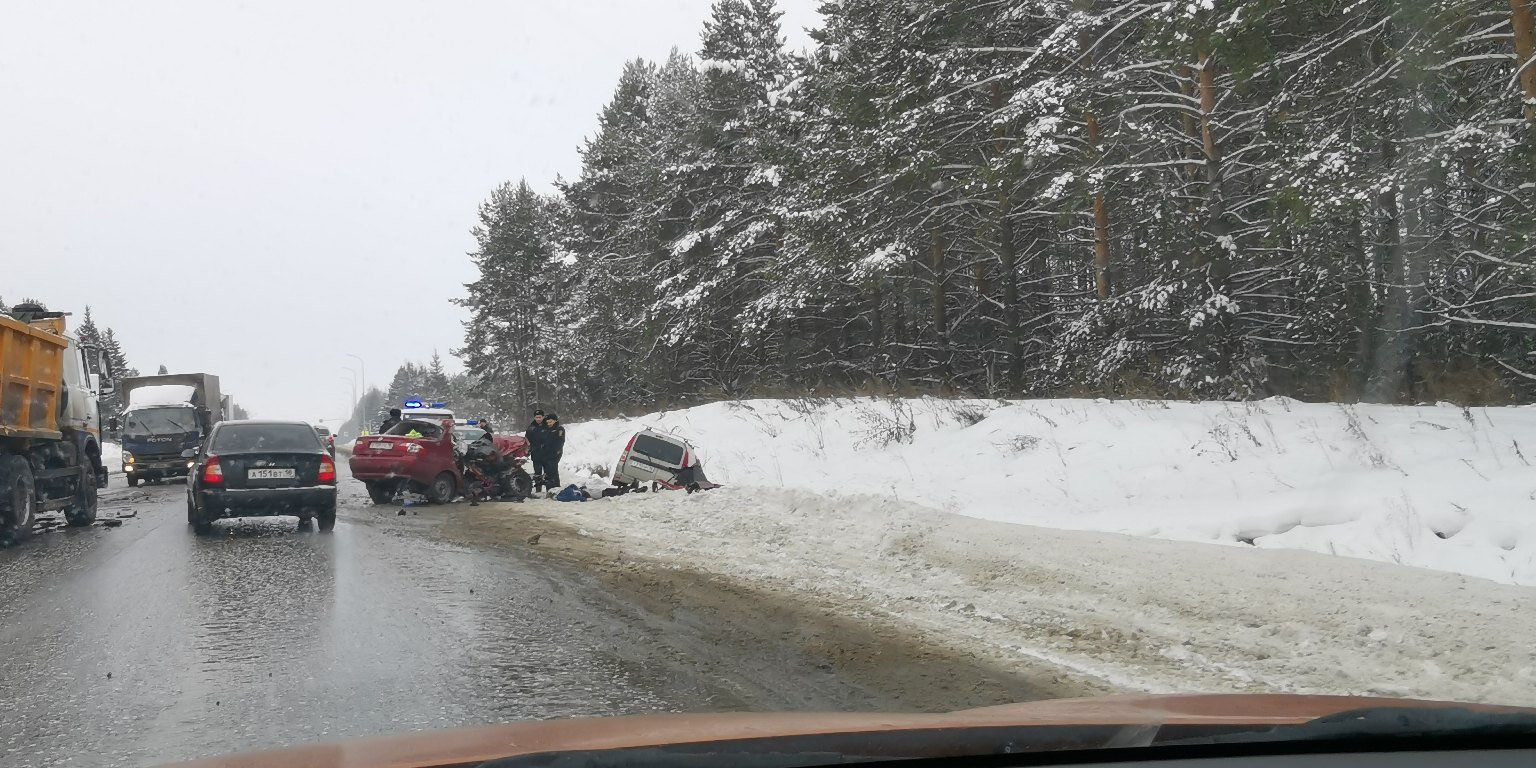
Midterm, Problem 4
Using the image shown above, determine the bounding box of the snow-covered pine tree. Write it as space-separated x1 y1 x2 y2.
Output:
652 0 793 396
558 58 662 408
77 306 102 348
455 180 564 416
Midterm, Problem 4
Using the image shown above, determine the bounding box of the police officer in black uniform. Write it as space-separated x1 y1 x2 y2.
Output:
533 413 565 490
378 408 402 434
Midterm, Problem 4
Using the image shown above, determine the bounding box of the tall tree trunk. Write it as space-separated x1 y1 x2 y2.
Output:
1367 134 1409 402
1088 112 1113 299
1078 13 1113 300
987 81 1023 389
1351 215 1378 397
930 230 951 378
998 200 1021 391
1195 50 1232 286
1179 64 1203 183
1513 0 1536 123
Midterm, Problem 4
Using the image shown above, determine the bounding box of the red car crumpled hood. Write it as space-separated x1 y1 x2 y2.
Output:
166 693 1534 768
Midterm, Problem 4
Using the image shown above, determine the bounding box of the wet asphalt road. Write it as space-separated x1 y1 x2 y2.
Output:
0 476 747 767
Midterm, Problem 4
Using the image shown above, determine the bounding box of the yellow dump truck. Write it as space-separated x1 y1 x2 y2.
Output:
0 304 114 543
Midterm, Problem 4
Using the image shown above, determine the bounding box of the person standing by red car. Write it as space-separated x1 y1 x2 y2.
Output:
525 409 548 490
532 413 564 492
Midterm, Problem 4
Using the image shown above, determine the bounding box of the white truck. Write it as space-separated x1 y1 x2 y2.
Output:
0 304 114 543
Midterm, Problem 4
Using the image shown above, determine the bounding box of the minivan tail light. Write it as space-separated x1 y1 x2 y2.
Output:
318 455 337 484
203 456 225 484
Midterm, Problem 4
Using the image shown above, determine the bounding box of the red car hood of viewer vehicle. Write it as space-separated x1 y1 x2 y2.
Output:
164 693 1535 768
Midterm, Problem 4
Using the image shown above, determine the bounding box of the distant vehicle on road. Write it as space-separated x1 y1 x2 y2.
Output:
402 399 454 425
119 373 225 487
185 420 338 533
349 418 529 504
313 425 335 456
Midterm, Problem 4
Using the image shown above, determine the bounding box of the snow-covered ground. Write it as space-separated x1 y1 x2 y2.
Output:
528 486 1536 705
560 397 1536 585
100 441 122 473
504 397 1536 704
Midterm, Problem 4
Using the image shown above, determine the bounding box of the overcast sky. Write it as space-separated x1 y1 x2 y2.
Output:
1 1 819 422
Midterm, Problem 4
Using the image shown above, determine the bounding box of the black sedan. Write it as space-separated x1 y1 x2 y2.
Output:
185 420 339 533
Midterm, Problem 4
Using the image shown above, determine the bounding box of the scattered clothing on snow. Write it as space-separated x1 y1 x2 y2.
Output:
555 485 590 502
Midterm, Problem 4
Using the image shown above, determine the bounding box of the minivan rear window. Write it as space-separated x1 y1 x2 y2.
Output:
632 433 685 465
213 424 323 452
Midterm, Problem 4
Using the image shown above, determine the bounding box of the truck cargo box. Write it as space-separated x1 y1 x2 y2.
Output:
0 313 66 439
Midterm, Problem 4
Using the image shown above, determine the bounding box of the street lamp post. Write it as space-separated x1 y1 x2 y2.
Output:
339 376 357 436
345 354 366 394
341 359 365 437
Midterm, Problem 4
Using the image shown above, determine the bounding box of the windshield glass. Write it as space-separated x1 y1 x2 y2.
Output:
454 425 489 442
386 420 444 439
212 423 322 452
122 406 195 435
9 1 1535 766
632 433 684 465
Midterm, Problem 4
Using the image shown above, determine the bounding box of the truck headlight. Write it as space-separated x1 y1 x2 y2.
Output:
123 452 134 463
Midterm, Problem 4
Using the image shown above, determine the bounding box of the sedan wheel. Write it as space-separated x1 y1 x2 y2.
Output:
511 470 533 498
427 473 455 504
365 481 396 505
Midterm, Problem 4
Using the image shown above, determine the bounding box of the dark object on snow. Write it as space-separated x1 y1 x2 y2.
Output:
555 484 590 502
525 533 542 545
100 518 124 528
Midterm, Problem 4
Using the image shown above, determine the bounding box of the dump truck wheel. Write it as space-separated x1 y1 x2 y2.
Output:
65 467 98 526
0 457 37 545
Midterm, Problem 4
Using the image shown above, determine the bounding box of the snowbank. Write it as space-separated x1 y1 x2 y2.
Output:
100 441 122 472
558 397 1536 585
526 486 1536 705
126 384 196 408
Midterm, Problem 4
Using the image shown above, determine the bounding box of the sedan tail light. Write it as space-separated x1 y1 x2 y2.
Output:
202 456 225 484
318 455 337 484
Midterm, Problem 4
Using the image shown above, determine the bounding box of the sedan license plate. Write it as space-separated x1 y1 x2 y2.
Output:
369 442 393 451
247 468 296 480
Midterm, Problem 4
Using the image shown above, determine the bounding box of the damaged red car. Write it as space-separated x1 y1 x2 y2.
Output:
348 419 531 504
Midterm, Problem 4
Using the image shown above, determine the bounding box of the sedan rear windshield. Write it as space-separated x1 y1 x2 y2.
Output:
632 433 685 465
385 420 444 439
213 424 323 452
